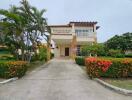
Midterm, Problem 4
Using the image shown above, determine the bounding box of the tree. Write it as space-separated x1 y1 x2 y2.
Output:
105 32 132 52
81 43 106 56
0 9 26 60
0 0 50 61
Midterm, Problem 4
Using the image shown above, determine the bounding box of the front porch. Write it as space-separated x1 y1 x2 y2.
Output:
54 44 72 58
52 35 77 59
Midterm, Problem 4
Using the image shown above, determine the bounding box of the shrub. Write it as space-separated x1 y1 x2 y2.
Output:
81 43 106 56
0 61 28 79
85 57 132 78
38 47 47 61
75 56 85 66
108 49 122 57
31 46 48 62
101 58 132 78
85 57 112 78
115 53 125 58
125 53 132 58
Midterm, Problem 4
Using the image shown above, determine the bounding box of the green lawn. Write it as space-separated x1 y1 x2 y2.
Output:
0 51 15 62
27 61 45 72
102 78 132 90
99 57 132 60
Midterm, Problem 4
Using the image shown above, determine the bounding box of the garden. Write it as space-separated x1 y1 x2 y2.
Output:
75 32 132 90
0 0 53 79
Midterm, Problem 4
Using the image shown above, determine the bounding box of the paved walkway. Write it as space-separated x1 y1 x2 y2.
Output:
0 59 131 100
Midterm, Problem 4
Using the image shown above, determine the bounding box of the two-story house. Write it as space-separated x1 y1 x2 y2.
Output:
50 21 99 58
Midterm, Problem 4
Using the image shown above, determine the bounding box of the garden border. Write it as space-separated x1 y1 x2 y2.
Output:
0 77 18 84
94 78 132 96
28 59 51 75
0 59 52 84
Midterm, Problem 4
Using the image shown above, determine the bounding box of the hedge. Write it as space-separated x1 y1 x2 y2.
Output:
75 56 85 66
0 61 28 79
85 57 132 79
125 54 132 58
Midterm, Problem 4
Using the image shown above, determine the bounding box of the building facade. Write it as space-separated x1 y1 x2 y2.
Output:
50 21 99 58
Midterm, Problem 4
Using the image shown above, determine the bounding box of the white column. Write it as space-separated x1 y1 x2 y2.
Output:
71 23 75 36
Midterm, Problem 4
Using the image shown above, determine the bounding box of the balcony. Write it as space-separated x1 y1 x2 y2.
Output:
76 37 96 44
51 34 73 44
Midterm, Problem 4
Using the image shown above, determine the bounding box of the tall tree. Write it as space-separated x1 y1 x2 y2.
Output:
0 0 50 61
105 32 132 52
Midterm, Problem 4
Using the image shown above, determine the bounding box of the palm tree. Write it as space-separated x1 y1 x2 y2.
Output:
0 0 51 61
0 9 26 60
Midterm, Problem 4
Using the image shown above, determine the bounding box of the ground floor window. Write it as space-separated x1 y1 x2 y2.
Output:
76 45 81 56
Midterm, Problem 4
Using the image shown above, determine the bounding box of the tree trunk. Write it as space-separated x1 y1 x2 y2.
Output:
21 48 25 61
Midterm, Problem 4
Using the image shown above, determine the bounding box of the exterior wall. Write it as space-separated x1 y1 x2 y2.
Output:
51 27 72 35
54 48 60 57
51 35 72 40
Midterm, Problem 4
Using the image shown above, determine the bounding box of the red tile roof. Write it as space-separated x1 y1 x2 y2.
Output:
49 21 99 28
69 21 97 27
49 25 71 27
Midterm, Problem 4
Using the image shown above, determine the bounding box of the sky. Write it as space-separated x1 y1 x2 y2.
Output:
0 0 132 43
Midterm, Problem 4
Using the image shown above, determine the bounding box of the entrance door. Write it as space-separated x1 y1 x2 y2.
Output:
65 47 69 56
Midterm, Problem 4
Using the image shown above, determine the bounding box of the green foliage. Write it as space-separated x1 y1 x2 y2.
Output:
105 33 132 51
85 57 132 78
115 53 125 58
125 53 132 58
31 46 48 62
0 0 50 61
101 59 132 78
0 61 28 79
38 47 47 61
75 56 85 66
0 55 15 61
81 43 106 56
108 49 123 58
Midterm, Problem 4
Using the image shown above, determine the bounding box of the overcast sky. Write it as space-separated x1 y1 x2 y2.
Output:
0 0 132 43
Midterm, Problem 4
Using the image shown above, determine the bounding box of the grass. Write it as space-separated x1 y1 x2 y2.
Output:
27 61 45 72
0 50 15 62
102 78 132 90
99 57 132 60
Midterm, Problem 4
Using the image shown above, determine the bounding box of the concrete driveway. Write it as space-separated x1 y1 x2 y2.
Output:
0 59 131 100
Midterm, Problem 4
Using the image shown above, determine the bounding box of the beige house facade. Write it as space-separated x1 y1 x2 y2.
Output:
50 22 99 58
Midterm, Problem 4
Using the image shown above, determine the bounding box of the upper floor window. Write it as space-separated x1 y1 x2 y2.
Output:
75 29 93 33
52 29 71 33
75 29 94 38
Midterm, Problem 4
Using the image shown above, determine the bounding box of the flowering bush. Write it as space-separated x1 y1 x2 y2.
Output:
0 61 28 79
85 57 132 78
85 57 112 78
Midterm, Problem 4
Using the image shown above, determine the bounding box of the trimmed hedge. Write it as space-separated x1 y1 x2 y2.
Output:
85 57 132 79
125 54 132 58
0 61 28 79
75 56 85 66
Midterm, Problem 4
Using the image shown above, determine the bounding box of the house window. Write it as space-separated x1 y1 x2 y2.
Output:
75 28 95 38
76 45 81 56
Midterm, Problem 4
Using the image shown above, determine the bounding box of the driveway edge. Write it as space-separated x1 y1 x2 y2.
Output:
27 59 52 75
0 60 52 85
94 78 132 96
0 77 18 84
